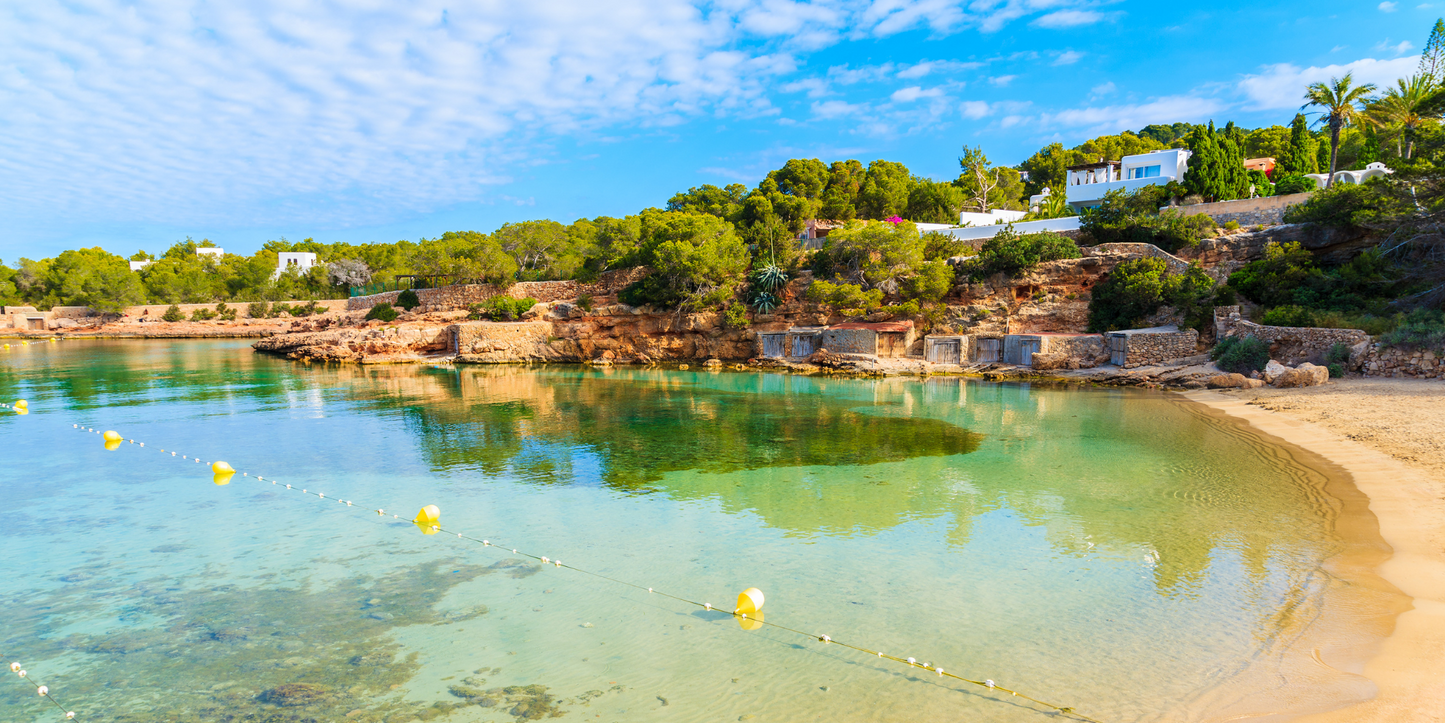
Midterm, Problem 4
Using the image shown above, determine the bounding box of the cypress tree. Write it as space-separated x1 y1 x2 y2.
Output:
1279 114 1319 175
1184 122 1231 201
1420 19 1445 85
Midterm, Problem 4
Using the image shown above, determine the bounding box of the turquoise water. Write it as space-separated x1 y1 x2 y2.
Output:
0 340 1396 722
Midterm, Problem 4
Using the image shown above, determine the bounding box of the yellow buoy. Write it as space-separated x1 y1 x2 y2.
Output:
414 505 440 525
414 521 440 535
735 587 765 616
213 471 235 486
738 610 764 631
14 400 27 409
103 430 123 443
104 438 122 451
211 461 235 475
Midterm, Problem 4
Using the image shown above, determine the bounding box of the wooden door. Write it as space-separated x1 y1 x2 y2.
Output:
1019 340 1041 366
761 335 785 358
1109 335 1128 366
932 340 961 364
977 338 1001 363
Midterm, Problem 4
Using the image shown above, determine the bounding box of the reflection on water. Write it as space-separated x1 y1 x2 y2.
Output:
0 341 1401 723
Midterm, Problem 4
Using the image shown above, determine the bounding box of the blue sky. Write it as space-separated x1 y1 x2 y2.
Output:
0 0 1427 261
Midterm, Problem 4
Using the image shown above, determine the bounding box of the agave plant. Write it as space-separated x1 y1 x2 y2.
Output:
752 291 779 314
753 264 788 292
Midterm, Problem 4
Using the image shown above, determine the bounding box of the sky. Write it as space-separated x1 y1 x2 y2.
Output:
0 0 1429 261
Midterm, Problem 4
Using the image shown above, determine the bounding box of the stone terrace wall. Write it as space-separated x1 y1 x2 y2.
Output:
1356 344 1445 379
1083 244 1190 274
1120 330 1197 368
1215 306 1368 365
1174 192 1313 227
347 267 649 311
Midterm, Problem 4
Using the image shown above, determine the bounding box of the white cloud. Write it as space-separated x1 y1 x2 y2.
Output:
1090 81 1116 96
1238 56 1418 109
960 101 991 119
891 86 945 102
990 75 1018 87
1331 45 1348 52
1379 1 1398 11
896 59 984 78
1053 50 1085 66
1038 95 1227 132
811 99 868 118
1375 39 1416 56
1033 10 1106 28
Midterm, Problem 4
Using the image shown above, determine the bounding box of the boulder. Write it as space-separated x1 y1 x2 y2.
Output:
1207 373 1250 388
1297 362 1330 385
1263 359 1287 384
1273 363 1328 388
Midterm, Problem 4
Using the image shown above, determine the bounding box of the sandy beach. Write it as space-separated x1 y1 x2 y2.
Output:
1184 378 1445 722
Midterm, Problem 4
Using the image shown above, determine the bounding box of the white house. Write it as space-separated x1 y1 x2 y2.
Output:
129 260 153 272
1305 162 1393 189
196 247 224 259
1064 149 1191 210
274 252 319 279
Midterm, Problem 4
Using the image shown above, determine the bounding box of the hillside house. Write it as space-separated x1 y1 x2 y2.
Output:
1065 149 1192 210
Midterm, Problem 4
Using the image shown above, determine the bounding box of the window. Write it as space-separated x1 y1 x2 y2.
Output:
1130 165 1162 179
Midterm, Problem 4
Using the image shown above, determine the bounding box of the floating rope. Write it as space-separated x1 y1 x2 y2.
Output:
54 419 1101 722
4 659 78 720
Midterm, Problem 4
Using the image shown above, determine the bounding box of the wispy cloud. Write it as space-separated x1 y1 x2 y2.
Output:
1378 1 1398 11
1237 56 1417 109
1053 50 1085 66
960 101 992 119
1038 96 1227 133
990 75 1018 87
1090 81 1116 97
891 86 946 102
1033 10 1106 28
1375 39 1416 56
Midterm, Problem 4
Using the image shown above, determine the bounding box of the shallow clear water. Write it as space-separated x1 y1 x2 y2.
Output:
0 340 1395 722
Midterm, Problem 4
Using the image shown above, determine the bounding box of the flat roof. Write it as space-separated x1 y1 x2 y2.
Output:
1065 160 1120 171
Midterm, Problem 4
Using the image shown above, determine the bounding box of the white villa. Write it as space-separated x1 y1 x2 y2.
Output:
274 252 318 278
129 260 152 272
1306 162 1393 189
958 209 1028 226
1063 149 1192 211
196 247 224 259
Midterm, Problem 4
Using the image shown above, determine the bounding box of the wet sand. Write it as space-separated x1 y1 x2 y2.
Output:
1183 380 1445 722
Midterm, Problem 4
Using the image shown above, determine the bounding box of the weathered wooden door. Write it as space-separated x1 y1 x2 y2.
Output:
977 338 1001 363
1109 334 1128 366
1019 340 1041 366
761 334 785 358
790 334 817 357
932 340 961 364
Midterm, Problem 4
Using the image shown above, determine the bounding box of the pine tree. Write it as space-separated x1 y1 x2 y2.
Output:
1420 19 1445 85
1184 122 1245 202
1279 114 1320 175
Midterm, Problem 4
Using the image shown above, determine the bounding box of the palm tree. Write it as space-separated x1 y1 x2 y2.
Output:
1369 75 1443 159
1302 73 1377 186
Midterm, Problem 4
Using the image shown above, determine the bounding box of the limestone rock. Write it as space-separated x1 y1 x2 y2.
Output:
1273 363 1328 388
1263 360 1287 383
1207 373 1249 389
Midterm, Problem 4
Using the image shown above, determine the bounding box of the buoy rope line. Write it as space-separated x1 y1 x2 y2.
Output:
2 658 78 720
46 419 1102 723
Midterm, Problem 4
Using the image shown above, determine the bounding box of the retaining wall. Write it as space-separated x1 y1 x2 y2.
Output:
1214 306 1368 365
1116 329 1198 367
1356 344 1445 379
1171 193 1313 227
347 268 649 312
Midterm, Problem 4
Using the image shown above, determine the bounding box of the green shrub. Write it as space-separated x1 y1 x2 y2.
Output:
1227 242 1321 308
1223 220 1240 231
1378 309 1445 351
161 304 185 322
1282 178 1399 227
396 288 421 310
960 226 1079 281
1326 343 1352 365
722 302 749 329
1211 335 1270 374
1259 305 1317 327
1272 174 1316 195
1327 362 1344 378
216 302 237 321
805 280 883 312
1079 188 1217 252
922 232 970 261
1087 259 1217 333
878 300 920 318
1247 169 1274 198
470 296 538 321
190 307 216 321
247 300 270 319
576 294 594 312
901 260 955 302
271 303 293 317
365 302 398 322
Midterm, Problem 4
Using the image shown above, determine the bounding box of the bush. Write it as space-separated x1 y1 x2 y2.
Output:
470 296 538 321
365 302 398 322
1378 309 1445 351
922 232 970 261
960 226 1079 281
1227 242 1321 308
216 302 237 321
247 300 270 319
722 302 749 329
576 294 594 312
1282 178 1399 227
1273 174 1316 195
1087 259 1218 333
290 301 322 317
1327 363 1344 378
190 307 216 321
161 304 185 322
877 300 920 318
1259 305 1317 327
1079 188 1217 252
1326 342 1352 365
1223 220 1240 231
271 303 293 318
805 280 884 313
1211 335 1270 374
1247 169 1274 198
396 288 421 310
901 259 955 302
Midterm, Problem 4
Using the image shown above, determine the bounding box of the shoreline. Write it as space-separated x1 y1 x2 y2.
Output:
1181 390 1445 722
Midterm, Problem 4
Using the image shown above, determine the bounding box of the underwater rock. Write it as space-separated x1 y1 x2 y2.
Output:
259 682 334 707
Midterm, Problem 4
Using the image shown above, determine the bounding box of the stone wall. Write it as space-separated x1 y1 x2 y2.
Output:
1083 244 1190 274
1173 192 1314 227
1214 306 1368 365
1355 344 1445 379
347 267 649 311
1116 329 1198 367
819 328 876 355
